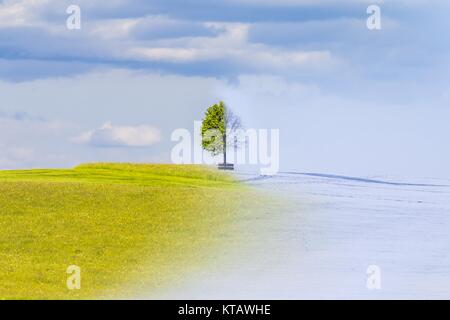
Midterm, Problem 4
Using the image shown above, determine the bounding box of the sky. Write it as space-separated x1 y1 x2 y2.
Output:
1 0 450 177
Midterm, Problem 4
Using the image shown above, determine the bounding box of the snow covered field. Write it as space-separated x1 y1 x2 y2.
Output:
151 172 450 299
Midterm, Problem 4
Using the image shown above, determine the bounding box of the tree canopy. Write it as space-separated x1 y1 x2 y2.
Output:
201 101 241 164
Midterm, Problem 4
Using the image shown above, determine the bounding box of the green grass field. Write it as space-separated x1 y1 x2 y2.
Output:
0 163 258 299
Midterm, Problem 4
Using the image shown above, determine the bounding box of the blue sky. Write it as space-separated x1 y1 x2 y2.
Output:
1 0 450 177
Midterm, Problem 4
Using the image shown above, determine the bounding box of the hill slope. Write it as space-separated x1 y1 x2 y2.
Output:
0 163 253 299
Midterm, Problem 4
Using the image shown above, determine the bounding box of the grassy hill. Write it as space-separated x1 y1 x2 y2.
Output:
0 163 256 299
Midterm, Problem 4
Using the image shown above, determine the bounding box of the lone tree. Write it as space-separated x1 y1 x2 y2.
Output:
201 101 242 166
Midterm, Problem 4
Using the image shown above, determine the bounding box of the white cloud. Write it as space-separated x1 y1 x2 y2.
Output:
0 146 34 168
127 22 334 71
0 0 50 28
72 121 162 147
229 0 385 5
89 18 140 40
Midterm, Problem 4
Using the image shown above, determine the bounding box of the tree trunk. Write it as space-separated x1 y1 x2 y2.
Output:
223 132 227 165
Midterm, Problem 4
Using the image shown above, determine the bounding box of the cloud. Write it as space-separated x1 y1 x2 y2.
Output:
0 0 343 80
0 0 49 28
127 22 334 71
0 108 75 169
1 0 449 82
0 69 223 168
72 122 162 147
0 145 34 168
0 110 45 122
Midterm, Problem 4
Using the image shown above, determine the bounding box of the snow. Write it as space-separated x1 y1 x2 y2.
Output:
148 172 450 299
